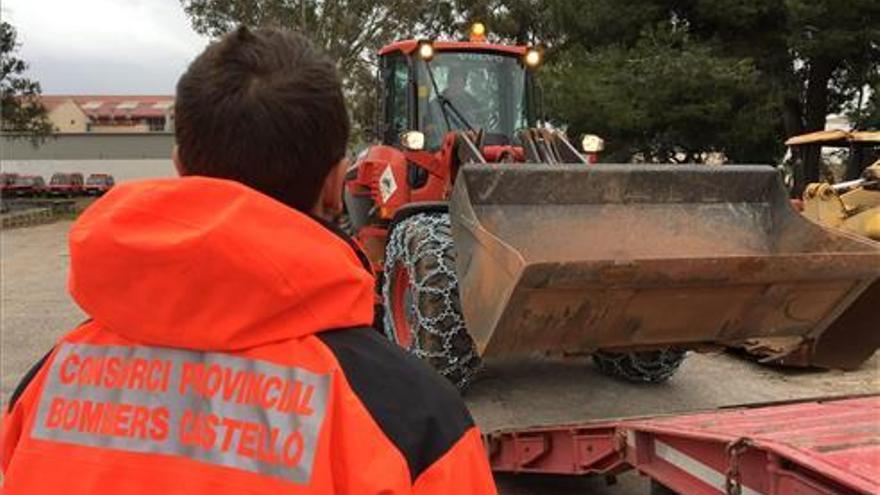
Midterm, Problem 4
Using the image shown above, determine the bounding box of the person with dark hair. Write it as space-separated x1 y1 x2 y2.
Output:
442 67 480 114
1 27 496 495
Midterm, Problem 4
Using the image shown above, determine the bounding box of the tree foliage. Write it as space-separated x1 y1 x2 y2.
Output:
546 25 772 162
1 21 53 147
846 80 880 131
460 0 880 165
180 0 445 145
182 0 430 68
179 0 880 165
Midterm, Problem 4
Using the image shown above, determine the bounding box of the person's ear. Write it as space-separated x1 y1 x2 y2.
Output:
313 158 348 220
172 145 185 176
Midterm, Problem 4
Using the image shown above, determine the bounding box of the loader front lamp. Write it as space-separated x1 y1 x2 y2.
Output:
401 131 425 151
524 48 541 68
581 134 605 153
417 41 435 61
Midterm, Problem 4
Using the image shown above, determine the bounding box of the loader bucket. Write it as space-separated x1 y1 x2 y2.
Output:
735 277 880 370
449 164 880 358
804 276 880 369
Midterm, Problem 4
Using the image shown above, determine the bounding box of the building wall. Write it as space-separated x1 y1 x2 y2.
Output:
0 133 176 181
47 101 89 133
1 133 175 160
0 159 175 182
90 122 151 133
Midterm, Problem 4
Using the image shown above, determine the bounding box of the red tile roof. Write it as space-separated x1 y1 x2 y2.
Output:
41 95 174 120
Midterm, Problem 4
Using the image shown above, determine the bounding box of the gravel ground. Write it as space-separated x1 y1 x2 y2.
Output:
1 221 85 402
2 220 878 494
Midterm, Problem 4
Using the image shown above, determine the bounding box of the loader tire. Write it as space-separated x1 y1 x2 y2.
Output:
592 348 686 383
382 212 481 391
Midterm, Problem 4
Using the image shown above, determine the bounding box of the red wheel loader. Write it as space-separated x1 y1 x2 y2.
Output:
343 26 880 390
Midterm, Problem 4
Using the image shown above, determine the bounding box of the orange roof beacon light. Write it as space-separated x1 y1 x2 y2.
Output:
469 22 487 42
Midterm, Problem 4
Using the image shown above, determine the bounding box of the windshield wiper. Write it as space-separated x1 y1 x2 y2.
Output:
423 60 475 132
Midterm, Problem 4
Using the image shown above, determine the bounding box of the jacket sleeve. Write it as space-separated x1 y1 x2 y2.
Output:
412 427 497 495
317 329 498 495
2 349 54 473
2 403 25 473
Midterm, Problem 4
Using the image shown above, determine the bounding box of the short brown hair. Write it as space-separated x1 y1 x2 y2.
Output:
175 27 349 211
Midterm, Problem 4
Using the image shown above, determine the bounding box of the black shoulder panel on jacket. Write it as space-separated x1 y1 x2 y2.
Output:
318 327 474 482
8 348 54 413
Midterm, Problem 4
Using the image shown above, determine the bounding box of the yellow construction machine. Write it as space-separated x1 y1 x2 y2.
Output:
801 159 880 241
739 131 880 369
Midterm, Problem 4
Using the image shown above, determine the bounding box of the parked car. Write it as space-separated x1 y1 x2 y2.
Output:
84 174 115 196
5 175 47 197
47 172 85 197
0 173 19 197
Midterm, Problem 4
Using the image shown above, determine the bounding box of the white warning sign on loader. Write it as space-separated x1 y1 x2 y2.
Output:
379 165 397 203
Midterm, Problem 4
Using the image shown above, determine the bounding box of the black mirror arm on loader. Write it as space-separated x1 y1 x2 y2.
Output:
518 129 587 165
440 97 475 132
551 130 589 164
454 132 487 166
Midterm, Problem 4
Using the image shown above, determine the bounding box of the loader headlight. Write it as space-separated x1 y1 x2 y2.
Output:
524 48 542 68
417 41 435 61
581 134 604 153
401 130 425 151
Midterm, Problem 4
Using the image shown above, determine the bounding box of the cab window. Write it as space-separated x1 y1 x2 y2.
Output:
381 52 410 145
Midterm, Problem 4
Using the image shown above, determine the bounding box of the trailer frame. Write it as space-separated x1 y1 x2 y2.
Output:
485 395 880 495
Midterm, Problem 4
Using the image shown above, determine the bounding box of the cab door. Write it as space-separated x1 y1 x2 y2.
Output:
379 51 413 146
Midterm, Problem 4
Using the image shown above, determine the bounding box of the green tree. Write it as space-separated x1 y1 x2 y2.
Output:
547 25 773 162
448 0 780 162
457 0 880 170
1 21 53 147
179 0 438 146
858 88 880 130
846 80 880 130
682 0 880 179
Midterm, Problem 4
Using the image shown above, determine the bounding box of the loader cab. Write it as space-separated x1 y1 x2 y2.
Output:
783 130 880 196
377 40 539 150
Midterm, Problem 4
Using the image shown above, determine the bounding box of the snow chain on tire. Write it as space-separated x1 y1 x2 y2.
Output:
592 348 687 383
382 213 481 391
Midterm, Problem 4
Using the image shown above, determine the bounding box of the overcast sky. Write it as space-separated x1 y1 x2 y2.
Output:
3 0 210 95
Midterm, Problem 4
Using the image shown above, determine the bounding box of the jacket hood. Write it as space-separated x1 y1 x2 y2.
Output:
68 177 375 351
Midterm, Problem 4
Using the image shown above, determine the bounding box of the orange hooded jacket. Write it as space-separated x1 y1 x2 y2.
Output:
1 177 496 495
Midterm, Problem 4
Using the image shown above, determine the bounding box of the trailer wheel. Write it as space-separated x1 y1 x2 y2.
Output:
382 212 481 391
592 348 687 383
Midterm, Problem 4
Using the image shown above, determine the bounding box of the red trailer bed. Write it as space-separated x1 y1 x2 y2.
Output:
486 395 880 495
